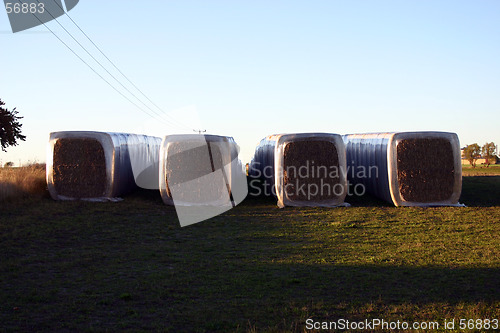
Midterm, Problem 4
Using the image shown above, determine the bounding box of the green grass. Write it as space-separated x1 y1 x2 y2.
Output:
0 177 499 332
462 164 500 176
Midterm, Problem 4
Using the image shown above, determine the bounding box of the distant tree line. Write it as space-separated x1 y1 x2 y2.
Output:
462 142 498 167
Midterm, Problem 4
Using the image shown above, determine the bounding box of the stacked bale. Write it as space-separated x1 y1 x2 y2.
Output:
249 133 348 208
159 134 247 213
343 131 463 206
47 131 161 200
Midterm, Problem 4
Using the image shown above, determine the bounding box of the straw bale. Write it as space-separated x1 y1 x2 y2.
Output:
52 138 106 198
283 140 340 201
165 142 226 203
397 138 454 202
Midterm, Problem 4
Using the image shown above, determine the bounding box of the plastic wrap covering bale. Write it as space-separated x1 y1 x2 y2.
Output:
159 134 248 227
343 132 463 207
47 131 161 201
249 133 348 208
127 134 163 190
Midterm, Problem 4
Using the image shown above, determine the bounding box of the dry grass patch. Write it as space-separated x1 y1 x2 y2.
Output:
0 164 47 201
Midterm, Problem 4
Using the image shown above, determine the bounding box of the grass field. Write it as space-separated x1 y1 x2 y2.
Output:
0 172 499 331
462 164 500 176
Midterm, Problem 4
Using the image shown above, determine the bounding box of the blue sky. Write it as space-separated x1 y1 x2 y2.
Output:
1 0 499 166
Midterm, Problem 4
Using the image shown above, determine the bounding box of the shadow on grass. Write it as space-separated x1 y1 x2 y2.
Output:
0 192 498 331
125 188 164 204
240 263 500 304
460 176 500 207
346 192 392 207
159 263 500 330
2 261 497 331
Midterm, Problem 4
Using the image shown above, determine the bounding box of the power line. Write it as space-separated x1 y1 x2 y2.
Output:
31 0 183 128
16 0 163 123
58 8 191 130
18 0 192 129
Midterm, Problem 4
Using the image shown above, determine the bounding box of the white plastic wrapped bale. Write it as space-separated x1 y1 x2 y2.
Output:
159 134 248 226
249 133 348 208
343 132 463 207
46 131 161 201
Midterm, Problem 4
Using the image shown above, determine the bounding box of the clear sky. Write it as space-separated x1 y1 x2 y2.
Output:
1 0 499 166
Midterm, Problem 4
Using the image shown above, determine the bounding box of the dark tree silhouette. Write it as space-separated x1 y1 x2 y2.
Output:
0 99 26 152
